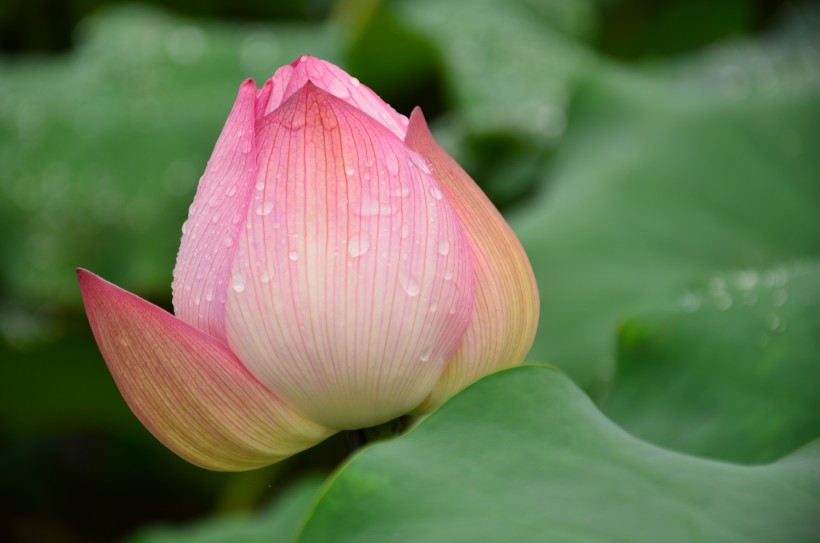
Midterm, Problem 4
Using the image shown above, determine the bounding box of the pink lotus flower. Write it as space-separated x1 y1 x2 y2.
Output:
78 56 538 471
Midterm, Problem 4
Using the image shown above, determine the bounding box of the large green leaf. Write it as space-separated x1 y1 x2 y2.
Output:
297 365 820 543
512 43 820 394
603 260 820 464
0 5 340 307
127 474 325 543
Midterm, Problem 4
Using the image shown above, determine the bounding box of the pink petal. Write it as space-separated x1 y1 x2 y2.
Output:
404 109 540 410
224 83 475 430
257 56 410 140
172 80 259 341
78 269 332 471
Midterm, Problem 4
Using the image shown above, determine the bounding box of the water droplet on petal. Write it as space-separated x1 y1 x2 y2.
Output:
288 251 300 261
410 153 431 174
399 272 420 296
255 181 265 190
429 186 443 200
429 303 438 313
207 194 220 206
260 270 272 283
350 76 360 87
226 184 238 197
420 347 432 362
444 270 454 281
255 201 274 216
348 234 370 257
181 220 190 234
223 235 234 247
231 275 246 293
385 152 399 175
400 224 410 239
239 139 252 154
391 184 410 198
345 166 355 177
437 240 450 256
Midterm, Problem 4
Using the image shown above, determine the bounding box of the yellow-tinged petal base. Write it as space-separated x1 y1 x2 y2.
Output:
405 109 540 410
78 269 333 471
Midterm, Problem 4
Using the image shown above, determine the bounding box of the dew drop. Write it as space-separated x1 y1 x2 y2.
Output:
223 235 234 247
400 224 410 239
205 291 214 302
410 153 431 174
444 270 454 281
391 184 410 198
348 234 370 257
399 272 420 296
211 212 221 223
226 184 238 197
437 239 450 256
255 201 274 216
420 347 432 362
679 292 701 313
288 251 300 261
345 166 355 177
231 275 246 293
181 219 190 234
207 194 220 207
385 152 399 175
260 270 272 283
429 303 438 313
449 304 457 315
239 139 252 154
429 186 443 200
715 294 733 311
350 76 360 87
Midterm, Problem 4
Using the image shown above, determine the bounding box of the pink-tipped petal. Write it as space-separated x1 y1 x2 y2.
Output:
257 56 409 140
78 269 332 471
224 84 474 430
405 109 539 409
172 80 260 341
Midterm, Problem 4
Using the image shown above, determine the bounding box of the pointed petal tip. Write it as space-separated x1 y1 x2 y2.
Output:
404 110 539 409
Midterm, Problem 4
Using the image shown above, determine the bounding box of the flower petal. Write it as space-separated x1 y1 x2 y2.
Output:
224 83 475 430
172 80 260 341
405 109 540 409
78 269 332 471
257 56 410 140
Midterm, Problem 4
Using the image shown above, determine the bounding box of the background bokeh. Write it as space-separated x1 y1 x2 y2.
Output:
1 0 819 541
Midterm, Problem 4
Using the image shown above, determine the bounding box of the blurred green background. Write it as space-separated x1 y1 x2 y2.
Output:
1 0 819 541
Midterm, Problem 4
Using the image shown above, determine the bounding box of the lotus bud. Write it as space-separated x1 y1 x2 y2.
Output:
78 56 538 470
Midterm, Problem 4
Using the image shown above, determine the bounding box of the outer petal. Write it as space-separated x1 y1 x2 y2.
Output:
224 84 475 430
172 80 259 341
78 269 332 471
405 109 539 409
257 56 410 140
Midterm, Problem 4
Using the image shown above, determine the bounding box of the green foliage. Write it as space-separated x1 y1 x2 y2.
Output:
297 366 820 542
604 261 820 464
1 1 819 541
0 5 341 307
127 475 324 543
